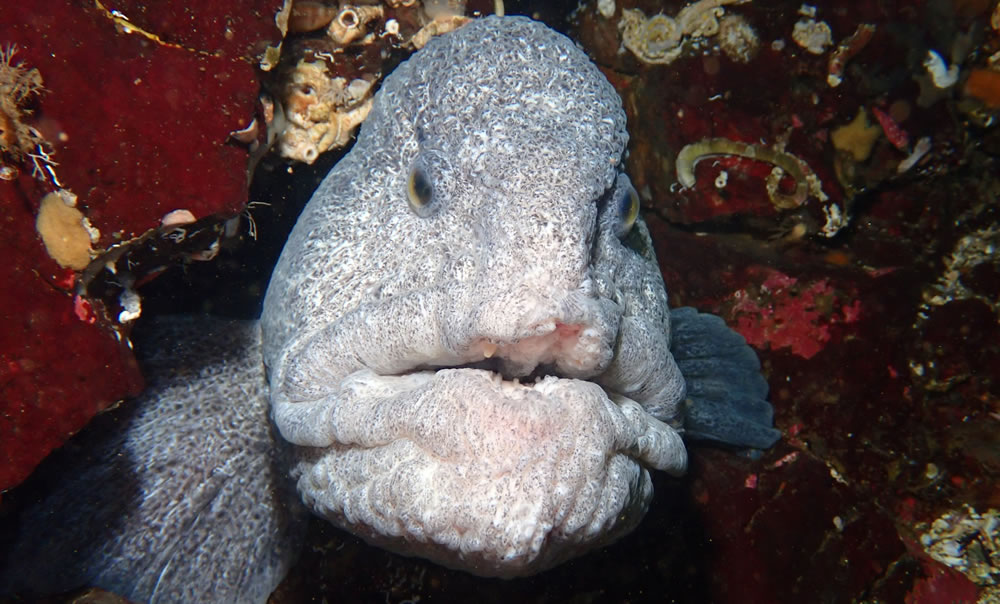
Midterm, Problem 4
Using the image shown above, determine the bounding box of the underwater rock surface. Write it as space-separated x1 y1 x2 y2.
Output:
1 0 999 602
0 0 283 491
571 0 1000 602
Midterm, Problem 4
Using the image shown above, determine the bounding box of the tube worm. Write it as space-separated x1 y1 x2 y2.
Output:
675 137 823 210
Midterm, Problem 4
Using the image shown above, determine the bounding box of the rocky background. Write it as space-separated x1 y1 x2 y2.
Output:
1 1 998 602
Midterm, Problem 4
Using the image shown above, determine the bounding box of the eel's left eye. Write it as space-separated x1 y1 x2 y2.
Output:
614 179 640 238
406 163 434 217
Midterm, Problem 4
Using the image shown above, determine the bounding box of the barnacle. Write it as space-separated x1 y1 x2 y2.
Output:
268 0 495 162
619 0 750 65
276 59 375 163
717 14 759 63
791 18 833 55
327 5 384 46
410 14 471 49
287 1 339 34
621 11 682 63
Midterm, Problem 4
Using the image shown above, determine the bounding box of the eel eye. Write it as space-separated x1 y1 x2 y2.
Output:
406 163 434 216
615 180 640 237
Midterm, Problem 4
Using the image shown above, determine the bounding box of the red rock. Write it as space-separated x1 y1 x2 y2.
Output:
0 0 283 492
96 0 285 60
904 544 981 604
0 178 143 492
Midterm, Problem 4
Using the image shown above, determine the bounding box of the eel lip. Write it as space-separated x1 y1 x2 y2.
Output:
421 319 609 386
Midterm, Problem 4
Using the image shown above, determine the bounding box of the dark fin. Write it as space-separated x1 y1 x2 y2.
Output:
0 317 307 603
670 306 782 450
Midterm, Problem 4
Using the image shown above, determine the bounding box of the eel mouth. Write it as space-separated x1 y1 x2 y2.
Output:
420 320 612 386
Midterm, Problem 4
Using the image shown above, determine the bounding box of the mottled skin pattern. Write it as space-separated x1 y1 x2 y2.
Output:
0 319 306 602
261 16 690 577
1 15 778 601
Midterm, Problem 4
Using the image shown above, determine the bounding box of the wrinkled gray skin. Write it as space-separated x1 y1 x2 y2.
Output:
0 320 307 602
1 15 778 603
261 15 688 577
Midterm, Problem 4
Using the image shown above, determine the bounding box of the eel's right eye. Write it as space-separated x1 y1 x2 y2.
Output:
406 164 434 217
616 182 640 236
612 177 640 238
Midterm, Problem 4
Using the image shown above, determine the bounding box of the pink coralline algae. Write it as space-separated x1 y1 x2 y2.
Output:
726 268 862 359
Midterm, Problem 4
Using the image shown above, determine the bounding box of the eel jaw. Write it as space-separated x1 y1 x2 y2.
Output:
278 289 688 579
291 363 687 579
438 285 622 382
462 320 611 379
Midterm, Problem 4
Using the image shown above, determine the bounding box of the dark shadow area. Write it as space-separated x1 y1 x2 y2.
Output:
273 470 718 604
